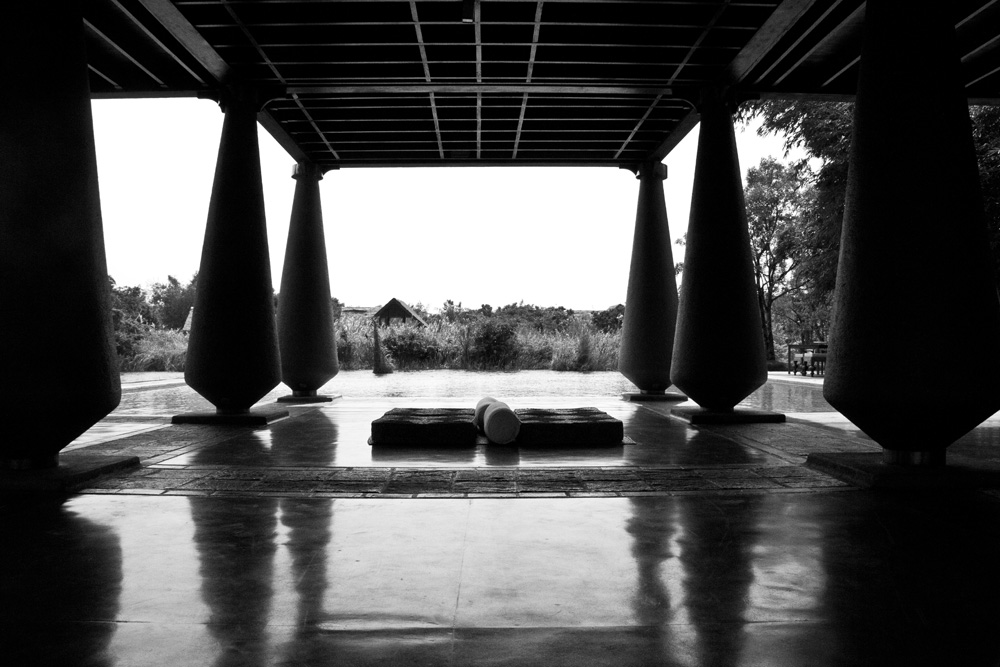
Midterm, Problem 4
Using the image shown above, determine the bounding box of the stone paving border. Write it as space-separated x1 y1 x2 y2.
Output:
67 402 877 498
80 463 850 498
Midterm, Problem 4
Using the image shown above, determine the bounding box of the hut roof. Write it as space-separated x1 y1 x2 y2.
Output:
373 298 427 327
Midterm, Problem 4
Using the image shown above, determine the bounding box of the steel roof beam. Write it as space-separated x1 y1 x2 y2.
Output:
85 18 167 88
409 0 445 159
287 84 670 96
137 0 230 82
513 0 545 159
109 0 207 85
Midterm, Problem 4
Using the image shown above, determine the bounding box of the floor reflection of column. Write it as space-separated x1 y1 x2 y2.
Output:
276 497 333 664
677 494 761 666
0 501 122 665
271 409 339 468
626 497 679 665
190 432 279 667
272 410 337 663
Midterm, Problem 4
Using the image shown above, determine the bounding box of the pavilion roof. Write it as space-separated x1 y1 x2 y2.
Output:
82 0 1000 169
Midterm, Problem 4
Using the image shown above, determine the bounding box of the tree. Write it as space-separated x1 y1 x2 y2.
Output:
149 274 197 329
591 303 625 333
738 100 853 300
745 157 814 359
494 302 575 332
741 99 1000 313
737 101 853 352
972 105 1000 286
108 276 156 358
439 299 463 323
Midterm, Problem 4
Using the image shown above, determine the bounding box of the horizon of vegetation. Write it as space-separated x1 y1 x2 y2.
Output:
107 101 1000 372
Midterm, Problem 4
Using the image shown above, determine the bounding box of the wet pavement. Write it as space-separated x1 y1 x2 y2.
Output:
6 371 1000 665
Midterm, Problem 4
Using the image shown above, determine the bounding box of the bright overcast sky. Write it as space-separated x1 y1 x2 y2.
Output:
91 98 797 312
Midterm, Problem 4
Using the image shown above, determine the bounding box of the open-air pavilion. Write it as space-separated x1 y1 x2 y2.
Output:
5 1 1000 664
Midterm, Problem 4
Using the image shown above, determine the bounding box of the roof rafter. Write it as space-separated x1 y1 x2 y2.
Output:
288 84 671 96
614 94 662 160
409 0 444 159
109 0 207 85
753 0 849 85
513 1 546 159
85 18 167 87
475 0 482 159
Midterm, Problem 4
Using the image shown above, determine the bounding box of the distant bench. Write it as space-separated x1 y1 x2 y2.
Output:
787 343 827 377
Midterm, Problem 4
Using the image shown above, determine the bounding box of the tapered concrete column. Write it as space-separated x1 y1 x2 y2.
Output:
619 162 683 399
0 1 120 468
276 163 339 402
823 1 1000 464
670 96 776 424
178 88 284 423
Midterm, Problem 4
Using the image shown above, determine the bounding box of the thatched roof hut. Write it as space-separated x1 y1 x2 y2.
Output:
373 298 427 327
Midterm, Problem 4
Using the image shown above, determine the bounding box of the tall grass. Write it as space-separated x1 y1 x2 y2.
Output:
337 314 376 370
374 315 620 371
119 328 188 371
549 320 619 371
116 312 622 373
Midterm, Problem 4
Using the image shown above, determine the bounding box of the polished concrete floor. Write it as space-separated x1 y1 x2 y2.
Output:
5 373 1000 666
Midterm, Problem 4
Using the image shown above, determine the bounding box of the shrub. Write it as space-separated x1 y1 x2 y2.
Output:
112 310 151 360
550 321 620 371
382 322 442 369
469 319 519 369
589 329 620 370
592 304 625 333
336 314 375 370
516 327 554 369
120 328 188 371
432 321 472 368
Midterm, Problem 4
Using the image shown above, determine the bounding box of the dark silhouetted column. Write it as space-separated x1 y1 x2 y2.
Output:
176 87 286 425
276 163 339 403
0 1 120 468
670 95 780 425
619 162 685 401
823 1 1000 465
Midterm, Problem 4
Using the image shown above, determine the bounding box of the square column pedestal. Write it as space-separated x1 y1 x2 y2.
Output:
670 406 785 424
173 405 289 426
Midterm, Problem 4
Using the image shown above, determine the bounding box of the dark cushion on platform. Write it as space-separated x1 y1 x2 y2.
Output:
370 407 625 447
514 407 624 446
370 408 478 446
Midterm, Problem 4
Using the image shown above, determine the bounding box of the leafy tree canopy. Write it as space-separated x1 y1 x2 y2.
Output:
971 105 1000 284
738 100 852 298
738 100 1000 346
149 273 197 330
591 304 625 334
744 157 815 358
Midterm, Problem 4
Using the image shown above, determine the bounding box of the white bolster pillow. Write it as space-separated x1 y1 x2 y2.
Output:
474 396 498 430
483 402 521 445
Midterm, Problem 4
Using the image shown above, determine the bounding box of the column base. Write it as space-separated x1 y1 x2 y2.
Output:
172 405 289 425
883 449 945 467
277 393 340 403
0 453 139 494
622 391 688 402
804 452 995 490
0 454 59 470
670 406 786 424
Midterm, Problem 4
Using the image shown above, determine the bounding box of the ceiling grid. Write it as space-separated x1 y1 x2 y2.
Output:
79 0 1000 168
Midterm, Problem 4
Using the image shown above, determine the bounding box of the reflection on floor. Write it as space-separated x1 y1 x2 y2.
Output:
5 375 1000 666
